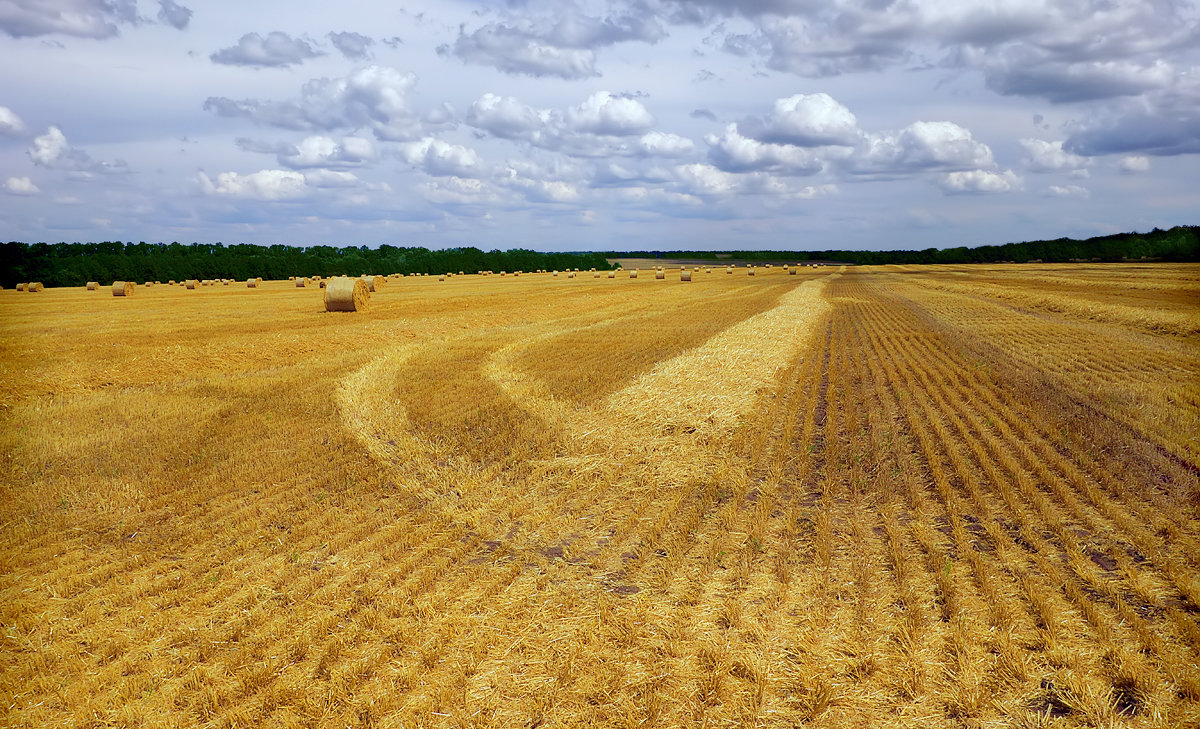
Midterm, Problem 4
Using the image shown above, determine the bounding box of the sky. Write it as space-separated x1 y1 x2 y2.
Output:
1 1 1198 252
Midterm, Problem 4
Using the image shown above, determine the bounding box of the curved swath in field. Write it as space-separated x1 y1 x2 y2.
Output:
486 277 832 461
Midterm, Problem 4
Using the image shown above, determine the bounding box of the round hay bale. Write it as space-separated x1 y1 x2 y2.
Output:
144 281 152 287
169 279 176 285
256 277 263 283
288 276 295 282
655 269 665 279
438 274 445 281
458 270 464 275
360 275 385 292
789 266 797 275
553 271 559 277
593 271 600 278
222 279 230 285
726 267 733 274
17 283 27 291
629 269 638 278
748 267 756 276
28 282 43 292
86 281 99 290
112 281 134 296
186 279 199 289
608 270 615 278
319 279 327 288
296 277 307 287
247 279 258 288
325 276 370 312
681 269 692 281
567 271 575 278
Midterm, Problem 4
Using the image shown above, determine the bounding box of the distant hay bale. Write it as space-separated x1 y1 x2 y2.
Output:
608 270 615 278
553 271 559 277
87 281 99 290
17 283 26 291
28 282 43 292
186 279 199 289
361 275 385 292
256 277 262 283
169 280 176 285
630 269 638 278
458 270 464 275
789 266 797 275
288 276 295 282
706 268 712 273
681 269 692 281
567 271 575 278
593 271 600 278
325 276 370 312
655 269 665 279
748 267 756 276
726 267 733 274
223 279 230 285
112 281 134 296
438 274 445 281
296 277 307 287
247 279 257 288
319 279 327 288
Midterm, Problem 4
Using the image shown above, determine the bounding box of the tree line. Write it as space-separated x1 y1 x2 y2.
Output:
613 225 1199 266
0 243 614 289
1 226 1195 289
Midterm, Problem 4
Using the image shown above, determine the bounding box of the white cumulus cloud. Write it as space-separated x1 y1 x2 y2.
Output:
279 136 375 169
1118 155 1151 173
3 176 40 195
745 93 861 147
1019 138 1090 172
0 105 27 136
198 169 308 200
398 138 484 177
938 169 1022 194
565 92 654 136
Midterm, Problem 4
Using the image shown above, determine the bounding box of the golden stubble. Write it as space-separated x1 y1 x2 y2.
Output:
1 265 1198 728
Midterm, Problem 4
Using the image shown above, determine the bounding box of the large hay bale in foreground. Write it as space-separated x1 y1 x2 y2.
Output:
86 281 99 290
186 279 199 289
112 281 134 296
28 282 43 292
325 276 370 312
681 269 692 281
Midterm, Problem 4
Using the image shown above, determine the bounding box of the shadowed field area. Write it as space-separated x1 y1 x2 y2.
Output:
1 264 1198 728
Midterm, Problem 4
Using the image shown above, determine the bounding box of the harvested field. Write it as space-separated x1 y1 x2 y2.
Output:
1 265 1198 728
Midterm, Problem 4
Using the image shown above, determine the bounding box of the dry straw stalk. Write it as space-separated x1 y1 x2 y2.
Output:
325 276 370 312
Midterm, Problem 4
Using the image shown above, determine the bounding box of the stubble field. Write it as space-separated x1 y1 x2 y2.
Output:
1 263 1198 728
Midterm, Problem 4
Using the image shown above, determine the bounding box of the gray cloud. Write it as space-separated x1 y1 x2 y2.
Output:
156 0 191 30
329 31 373 60
442 7 666 79
1065 87 1200 156
210 32 321 68
205 66 431 141
705 124 824 175
0 0 137 39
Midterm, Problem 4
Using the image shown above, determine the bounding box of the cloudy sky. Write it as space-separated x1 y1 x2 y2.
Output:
1 1 1197 251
